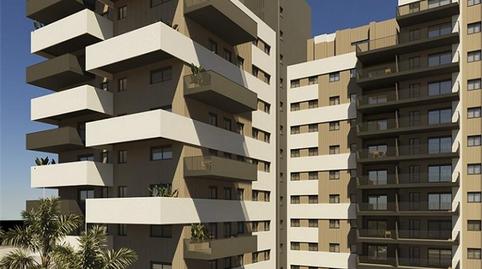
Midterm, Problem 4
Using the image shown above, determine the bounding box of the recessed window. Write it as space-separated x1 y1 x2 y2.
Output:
428 165 452 182
237 56 244 69
308 124 318 132
468 220 481 231
428 51 452 66
308 100 318 109
118 224 127 236
329 121 340 131
290 196 300 204
290 149 300 158
309 219 318 228
290 79 300 88
468 107 482 118
118 78 127 92
329 194 340 204
151 146 173 161
308 76 318 85
308 147 318 156
208 113 217 126
290 103 300 111
291 219 300 227
428 80 452 95
308 243 318 251
150 225 172 238
291 126 300 134
468 0 481 6
291 172 300 181
468 135 482 146
329 243 340 253
118 186 127 197
428 136 452 154
118 6 127 20
329 145 340 155
468 164 482 174
208 39 218 54
468 22 481 34
468 192 481 203
151 67 172 84
329 96 340 105
428 108 452 124
329 170 340 180
428 23 452 38
329 219 340 229
428 0 451 8
329 72 340 82
291 242 300 250
308 195 318 204
151 262 172 269
468 248 481 259
468 50 482 62
118 150 127 164
223 118 232 131
468 78 482 90
350 68 357 78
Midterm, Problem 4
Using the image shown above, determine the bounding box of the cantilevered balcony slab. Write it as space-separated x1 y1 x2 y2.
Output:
184 236 257 260
184 156 257 182
184 0 257 45
397 1 460 27
31 85 114 124
26 127 84 153
86 109 272 162
26 199 83 216
27 54 94 91
86 197 271 224
26 0 90 25
31 161 113 188
184 71 257 113
31 9 113 57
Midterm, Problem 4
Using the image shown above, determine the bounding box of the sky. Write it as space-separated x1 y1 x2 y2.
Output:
0 0 397 220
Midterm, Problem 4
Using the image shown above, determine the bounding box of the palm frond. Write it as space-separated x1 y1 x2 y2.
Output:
100 248 137 269
0 248 38 269
0 226 35 250
57 214 82 235
51 242 79 269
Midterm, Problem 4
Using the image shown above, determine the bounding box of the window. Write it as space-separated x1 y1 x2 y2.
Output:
329 72 340 82
468 107 482 118
428 0 451 8
468 78 482 90
79 154 94 161
368 170 388 185
291 173 300 181
308 243 318 251
309 219 318 227
291 149 300 158
308 100 318 108
308 195 318 204
428 51 452 66
329 96 340 105
252 66 259 77
291 242 300 250
428 193 452 210
224 188 232 200
118 224 127 236
118 186 127 197
468 164 482 174
428 108 452 124
468 50 482 62
350 68 357 78
329 121 340 131
237 56 244 68
223 118 232 131
428 80 452 96
209 186 218 199
428 136 452 154
291 126 300 134
208 113 217 126
468 135 482 146
118 6 127 20
151 0 170 7
118 78 127 92
150 225 172 238
469 0 481 6
468 220 482 231
468 22 481 34
291 79 300 88
409 2 420 12
329 243 340 253
308 172 318 180
263 73 270 84
329 170 340 180
151 262 172 269
428 23 452 38
151 67 172 84
428 248 451 266
291 196 300 204
329 194 340 204
79 189 94 201
308 76 318 85
368 195 388 210
208 39 218 54
309 147 318 156
368 245 388 260
468 249 482 259
468 192 482 203
151 146 172 161
118 150 127 164
428 165 452 182
329 219 340 229
290 103 300 111
308 124 318 132
329 145 340 155
223 49 232 62
291 219 300 227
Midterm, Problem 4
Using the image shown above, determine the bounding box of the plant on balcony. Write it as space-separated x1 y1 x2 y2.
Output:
148 184 179 197
0 198 137 269
190 224 209 242
35 156 55 166
189 63 207 86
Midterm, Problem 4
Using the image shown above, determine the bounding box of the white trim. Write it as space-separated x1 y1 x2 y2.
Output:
287 52 357 81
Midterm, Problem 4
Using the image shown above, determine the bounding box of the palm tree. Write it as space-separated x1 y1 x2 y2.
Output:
0 198 137 269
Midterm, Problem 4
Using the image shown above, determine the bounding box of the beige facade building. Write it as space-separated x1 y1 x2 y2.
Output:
287 0 482 269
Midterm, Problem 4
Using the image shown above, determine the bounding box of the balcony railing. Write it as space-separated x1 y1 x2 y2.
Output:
358 228 452 241
183 235 257 260
184 155 257 182
358 229 397 239
358 201 455 213
357 172 458 187
359 256 452 269
397 0 457 17
357 143 458 162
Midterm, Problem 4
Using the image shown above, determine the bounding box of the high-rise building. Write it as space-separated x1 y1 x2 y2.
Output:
24 0 309 269
287 0 482 269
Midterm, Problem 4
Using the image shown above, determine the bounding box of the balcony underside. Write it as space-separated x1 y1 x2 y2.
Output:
397 3 460 27
357 33 459 65
26 127 84 153
357 210 456 217
184 236 257 260
357 63 459 89
184 0 257 45
358 93 459 113
26 54 94 91
184 156 257 182
41 34 104 58
357 122 459 138
357 152 458 164
357 181 458 190
26 0 88 24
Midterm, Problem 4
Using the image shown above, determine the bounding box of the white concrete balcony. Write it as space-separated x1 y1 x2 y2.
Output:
31 9 113 57
31 85 114 124
289 251 356 269
86 109 272 162
31 161 113 188
85 197 272 225
288 203 357 220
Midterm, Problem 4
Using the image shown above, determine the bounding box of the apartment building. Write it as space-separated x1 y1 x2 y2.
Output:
287 0 482 269
23 0 297 268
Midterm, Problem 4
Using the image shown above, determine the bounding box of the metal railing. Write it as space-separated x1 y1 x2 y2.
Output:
358 114 458 133
397 0 456 17
357 143 458 160
358 201 455 212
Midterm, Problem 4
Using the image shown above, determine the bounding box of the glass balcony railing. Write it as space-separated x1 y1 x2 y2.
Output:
397 0 457 17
